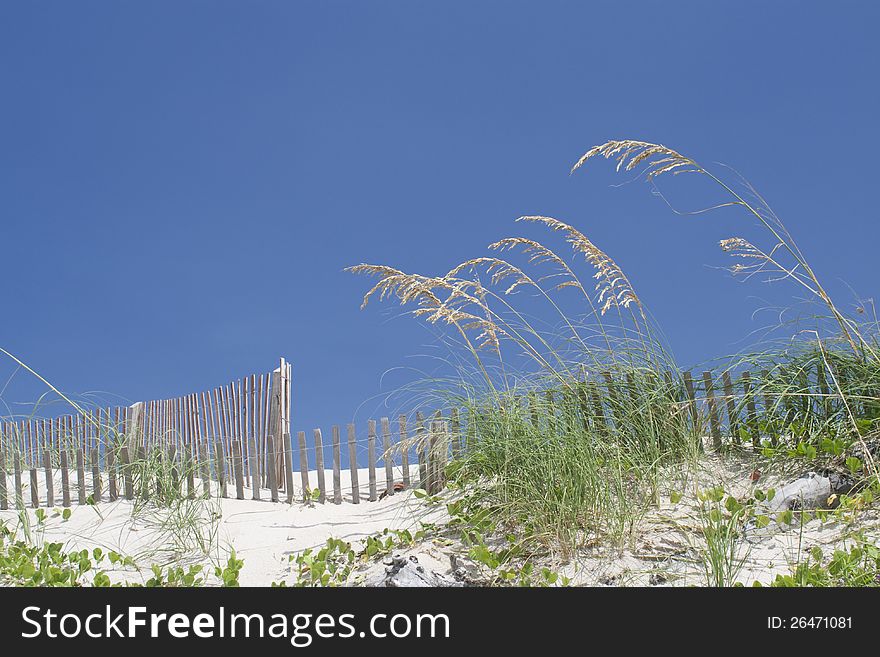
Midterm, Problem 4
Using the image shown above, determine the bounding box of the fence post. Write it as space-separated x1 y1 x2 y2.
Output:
233 439 245 500
332 425 342 504
14 450 23 507
247 383 260 501
43 451 54 507
76 448 86 505
119 446 133 500
125 402 145 448
267 365 281 497
30 468 39 508
381 417 393 498
267 438 279 503
741 371 760 450
367 420 377 502
199 444 211 498
108 446 118 501
721 371 740 444
398 415 411 488
298 431 310 502
702 371 723 450
314 428 326 504
682 371 699 438
347 423 360 504
416 412 428 491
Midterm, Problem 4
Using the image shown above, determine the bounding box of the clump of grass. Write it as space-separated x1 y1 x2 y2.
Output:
350 137 880 568
692 487 750 587
351 209 701 555
575 139 880 482
448 371 698 554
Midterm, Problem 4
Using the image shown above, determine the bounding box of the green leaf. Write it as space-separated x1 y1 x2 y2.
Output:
724 496 742 514
845 457 863 474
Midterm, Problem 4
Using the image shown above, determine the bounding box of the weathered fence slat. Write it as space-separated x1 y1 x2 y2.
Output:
91 447 102 502
367 419 377 502
721 371 740 444
314 428 326 504
136 445 148 501
214 436 228 498
450 408 463 458
105 448 117 501
29 468 39 508
298 431 310 502
416 411 428 491
76 449 86 505
434 419 448 494
247 392 260 501
60 448 71 507
702 371 723 449
169 446 180 497
199 444 211 498
283 432 295 504
682 371 699 437
425 420 436 495
398 415 410 488
119 446 133 500
267 438 279 503
233 438 245 500
265 371 279 497
43 450 54 507
14 453 23 506
332 425 342 504
186 398 196 500
381 417 393 497
347 423 360 504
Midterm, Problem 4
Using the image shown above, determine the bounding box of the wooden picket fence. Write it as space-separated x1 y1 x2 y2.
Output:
287 363 849 505
293 410 461 505
0 361 852 512
0 358 293 510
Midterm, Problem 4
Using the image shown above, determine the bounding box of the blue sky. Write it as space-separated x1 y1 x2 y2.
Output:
2 1 878 437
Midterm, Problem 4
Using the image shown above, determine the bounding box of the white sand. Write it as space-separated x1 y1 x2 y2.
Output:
3 456 879 587
554 455 880 586
0 465 447 586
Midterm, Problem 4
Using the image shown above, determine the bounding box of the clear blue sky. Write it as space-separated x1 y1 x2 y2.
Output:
2 2 878 436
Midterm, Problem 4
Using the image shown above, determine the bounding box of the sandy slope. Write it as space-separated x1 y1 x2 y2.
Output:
3 457 879 586
0 465 447 586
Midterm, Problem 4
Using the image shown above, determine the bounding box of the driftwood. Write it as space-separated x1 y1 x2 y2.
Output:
367 555 464 588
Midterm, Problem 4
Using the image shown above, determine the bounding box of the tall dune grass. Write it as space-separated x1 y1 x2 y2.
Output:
350 201 701 554
350 138 879 553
